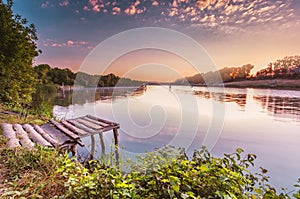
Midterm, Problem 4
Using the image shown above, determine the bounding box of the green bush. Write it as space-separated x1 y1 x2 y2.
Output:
57 146 298 199
1 131 299 199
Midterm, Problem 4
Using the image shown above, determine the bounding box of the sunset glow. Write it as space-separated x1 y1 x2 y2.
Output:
12 0 300 81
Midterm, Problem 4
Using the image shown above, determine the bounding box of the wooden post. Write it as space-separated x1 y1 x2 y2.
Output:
70 144 77 157
113 128 119 165
89 135 95 161
98 133 105 158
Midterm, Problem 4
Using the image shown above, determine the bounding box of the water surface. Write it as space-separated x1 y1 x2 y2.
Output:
53 86 300 190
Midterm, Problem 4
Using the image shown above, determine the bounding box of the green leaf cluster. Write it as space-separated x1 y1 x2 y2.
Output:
0 0 39 107
57 146 299 199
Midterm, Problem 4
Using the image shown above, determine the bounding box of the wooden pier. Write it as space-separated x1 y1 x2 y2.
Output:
1 115 120 159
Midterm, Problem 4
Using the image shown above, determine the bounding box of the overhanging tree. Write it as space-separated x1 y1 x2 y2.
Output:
0 0 40 107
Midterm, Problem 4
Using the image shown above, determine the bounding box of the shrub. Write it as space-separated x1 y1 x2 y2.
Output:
58 146 297 199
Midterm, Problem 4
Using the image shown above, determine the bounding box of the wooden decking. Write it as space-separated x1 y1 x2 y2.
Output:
1 115 120 154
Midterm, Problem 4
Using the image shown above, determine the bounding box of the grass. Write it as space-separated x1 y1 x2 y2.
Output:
0 104 51 125
0 105 65 198
0 133 67 198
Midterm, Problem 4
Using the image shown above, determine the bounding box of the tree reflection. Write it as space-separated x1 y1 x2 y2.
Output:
254 95 300 122
53 87 147 107
193 91 247 108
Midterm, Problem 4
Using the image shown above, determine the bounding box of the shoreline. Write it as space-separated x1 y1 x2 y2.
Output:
223 79 300 91
190 79 300 91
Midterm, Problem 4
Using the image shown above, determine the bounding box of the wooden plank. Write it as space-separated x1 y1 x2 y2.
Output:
68 119 97 135
13 124 35 149
81 116 108 127
1 123 21 148
33 124 59 147
75 118 103 130
85 116 120 132
61 120 88 136
99 125 117 133
41 124 71 146
68 119 116 137
86 115 119 126
50 119 80 140
1 123 16 139
7 137 21 148
23 124 52 147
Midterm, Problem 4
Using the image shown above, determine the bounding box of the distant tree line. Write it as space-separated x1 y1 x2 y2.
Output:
175 64 254 85
34 64 146 88
177 56 300 85
255 56 300 79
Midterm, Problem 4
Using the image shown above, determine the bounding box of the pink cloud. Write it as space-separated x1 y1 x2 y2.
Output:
137 9 144 14
93 4 100 12
67 40 74 46
125 5 136 15
79 41 88 45
83 6 90 11
152 1 159 6
112 7 121 15
172 0 178 7
52 43 63 47
89 0 98 6
45 39 89 48
134 0 141 6
41 1 50 8
59 0 69 7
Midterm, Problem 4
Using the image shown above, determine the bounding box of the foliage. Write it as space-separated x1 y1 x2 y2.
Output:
176 64 254 85
256 56 300 79
0 135 299 198
179 55 300 85
75 72 146 87
30 83 56 118
294 179 300 199
0 105 48 125
57 146 299 199
47 67 76 86
0 0 39 107
0 135 67 198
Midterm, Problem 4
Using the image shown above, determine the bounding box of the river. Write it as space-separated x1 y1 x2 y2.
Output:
52 85 300 190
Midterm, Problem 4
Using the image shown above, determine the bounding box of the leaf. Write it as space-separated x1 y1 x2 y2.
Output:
200 165 209 172
236 148 244 154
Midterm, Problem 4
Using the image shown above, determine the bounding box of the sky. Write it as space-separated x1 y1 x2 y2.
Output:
12 0 300 81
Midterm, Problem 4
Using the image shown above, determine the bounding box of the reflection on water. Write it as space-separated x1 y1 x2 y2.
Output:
53 86 300 189
254 95 300 122
54 87 146 107
193 90 247 109
189 87 300 122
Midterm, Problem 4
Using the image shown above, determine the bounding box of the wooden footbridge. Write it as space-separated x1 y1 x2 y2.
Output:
1 115 120 160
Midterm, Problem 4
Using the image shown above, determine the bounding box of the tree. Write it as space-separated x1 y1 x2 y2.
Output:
47 67 75 86
0 0 40 107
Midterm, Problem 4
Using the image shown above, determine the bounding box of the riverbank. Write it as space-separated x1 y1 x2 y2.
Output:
0 106 300 198
223 79 300 90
